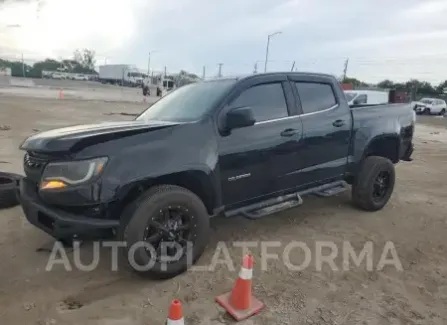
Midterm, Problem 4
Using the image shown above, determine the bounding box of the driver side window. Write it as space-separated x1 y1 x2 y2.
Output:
230 83 288 122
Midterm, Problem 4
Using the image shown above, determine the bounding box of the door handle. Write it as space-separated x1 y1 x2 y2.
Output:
280 128 298 137
333 119 345 127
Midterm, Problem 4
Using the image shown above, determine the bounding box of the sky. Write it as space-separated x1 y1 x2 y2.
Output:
1 0 447 83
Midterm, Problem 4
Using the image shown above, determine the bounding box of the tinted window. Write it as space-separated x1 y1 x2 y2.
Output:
230 83 288 122
356 94 367 104
295 82 337 114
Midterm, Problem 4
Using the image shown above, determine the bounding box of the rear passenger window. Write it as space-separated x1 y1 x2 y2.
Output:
230 83 288 122
295 82 337 114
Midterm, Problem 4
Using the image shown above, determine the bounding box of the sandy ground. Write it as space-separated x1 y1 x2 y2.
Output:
0 77 159 104
0 95 447 325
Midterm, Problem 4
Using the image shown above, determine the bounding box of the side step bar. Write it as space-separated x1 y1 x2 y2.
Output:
314 180 349 197
224 181 349 220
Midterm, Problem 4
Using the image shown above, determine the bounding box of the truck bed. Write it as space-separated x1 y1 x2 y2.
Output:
351 103 414 129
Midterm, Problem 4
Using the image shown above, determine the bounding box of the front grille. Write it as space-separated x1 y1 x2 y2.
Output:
23 151 49 181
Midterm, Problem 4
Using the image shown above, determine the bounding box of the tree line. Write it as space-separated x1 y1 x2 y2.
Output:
0 49 97 78
343 77 447 97
1 49 447 97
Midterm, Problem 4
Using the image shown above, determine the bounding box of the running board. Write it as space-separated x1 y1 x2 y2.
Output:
224 180 349 220
242 195 303 220
225 192 303 220
314 181 349 197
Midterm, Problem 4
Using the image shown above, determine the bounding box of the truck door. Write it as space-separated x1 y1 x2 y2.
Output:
218 75 303 208
288 76 351 186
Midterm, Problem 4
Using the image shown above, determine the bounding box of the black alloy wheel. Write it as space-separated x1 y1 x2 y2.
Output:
143 206 193 263
372 171 391 203
119 185 210 279
352 156 396 211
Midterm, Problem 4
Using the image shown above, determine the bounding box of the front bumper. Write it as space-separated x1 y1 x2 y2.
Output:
18 178 119 239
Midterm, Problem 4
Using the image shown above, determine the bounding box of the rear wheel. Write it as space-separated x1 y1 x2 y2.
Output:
439 108 445 116
118 185 210 279
352 156 395 211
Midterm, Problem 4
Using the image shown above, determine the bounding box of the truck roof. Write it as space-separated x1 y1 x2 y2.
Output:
204 71 337 83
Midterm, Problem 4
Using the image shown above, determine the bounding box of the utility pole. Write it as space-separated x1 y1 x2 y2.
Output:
202 66 206 79
217 63 223 78
342 58 349 81
147 52 151 77
21 53 25 77
147 51 158 78
290 61 295 72
164 66 167 77
264 31 282 72
253 62 258 74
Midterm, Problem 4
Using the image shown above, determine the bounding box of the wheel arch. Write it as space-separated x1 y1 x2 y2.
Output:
115 170 218 217
363 134 401 164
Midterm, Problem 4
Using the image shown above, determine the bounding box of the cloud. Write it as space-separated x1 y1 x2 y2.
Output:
1 0 447 83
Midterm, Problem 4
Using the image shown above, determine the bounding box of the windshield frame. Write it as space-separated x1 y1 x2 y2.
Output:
135 79 237 123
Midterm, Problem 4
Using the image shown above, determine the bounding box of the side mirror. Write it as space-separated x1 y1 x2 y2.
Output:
225 106 256 130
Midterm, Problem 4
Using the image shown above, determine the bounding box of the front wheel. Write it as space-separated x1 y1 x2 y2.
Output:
118 185 210 279
424 107 431 115
352 156 396 211
439 109 446 116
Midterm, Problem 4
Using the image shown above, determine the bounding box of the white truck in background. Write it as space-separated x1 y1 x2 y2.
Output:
98 64 145 87
344 90 389 106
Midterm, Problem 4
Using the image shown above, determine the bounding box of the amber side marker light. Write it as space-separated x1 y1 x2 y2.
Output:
40 180 67 190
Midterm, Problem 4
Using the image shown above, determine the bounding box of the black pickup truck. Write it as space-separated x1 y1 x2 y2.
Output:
18 72 415 278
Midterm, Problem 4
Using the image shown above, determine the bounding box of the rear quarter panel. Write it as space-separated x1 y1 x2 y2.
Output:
350 103 414 168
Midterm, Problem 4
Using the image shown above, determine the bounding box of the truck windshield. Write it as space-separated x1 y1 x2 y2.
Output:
345 92 357 101
136 79 236 122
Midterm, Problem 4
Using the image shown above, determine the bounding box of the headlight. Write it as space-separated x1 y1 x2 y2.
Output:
40 157 108 190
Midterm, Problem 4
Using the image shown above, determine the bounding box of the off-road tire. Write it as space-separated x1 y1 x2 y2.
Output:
0 172 22 209
352 156 395 211
118 185 210 279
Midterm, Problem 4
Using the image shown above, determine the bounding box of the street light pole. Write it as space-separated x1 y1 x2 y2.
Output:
264 31 282 73
147 51 158 77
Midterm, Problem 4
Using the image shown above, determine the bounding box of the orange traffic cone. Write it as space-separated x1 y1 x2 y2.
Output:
58 88 64 100
216 254 264 321
167 299 184 325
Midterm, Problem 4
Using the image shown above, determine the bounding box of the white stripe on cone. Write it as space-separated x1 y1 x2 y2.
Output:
167 317 184 325
239 267 253 280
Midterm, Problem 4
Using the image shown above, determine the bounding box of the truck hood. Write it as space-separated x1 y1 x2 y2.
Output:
20 120 180 153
